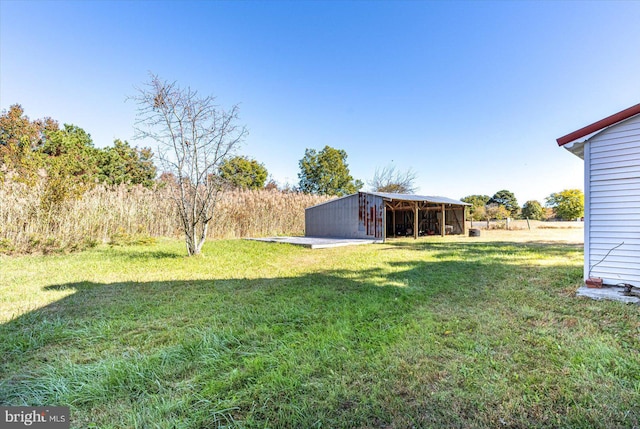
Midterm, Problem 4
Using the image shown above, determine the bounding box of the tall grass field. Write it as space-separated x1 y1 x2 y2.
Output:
1 231 638 428
0 178 330 253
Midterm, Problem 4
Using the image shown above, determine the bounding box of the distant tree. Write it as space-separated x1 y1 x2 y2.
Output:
473 205 487 222
488 190 519 218
97 139 157 188
278 181 298 193
521 200 545 220
369 164 418 193
0 104 58 181
461 194 491 221
157 171 178 188
219 155 268 190
544 207 555 220
485 203 510 220
131 73 247 256
546 189 584 220
298 145 363 196
2 105 157 202
41 124 99 174
264 178 279 191
39 124 102 205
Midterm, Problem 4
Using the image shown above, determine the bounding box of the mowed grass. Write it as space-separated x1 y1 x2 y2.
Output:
1 232 639 428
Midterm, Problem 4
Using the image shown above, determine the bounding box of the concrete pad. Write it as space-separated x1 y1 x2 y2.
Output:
576 285 640 304
247 236 383 249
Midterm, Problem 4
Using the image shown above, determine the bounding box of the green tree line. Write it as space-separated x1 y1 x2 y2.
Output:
462 189 584 221
3 105 584 221
1 104 157 205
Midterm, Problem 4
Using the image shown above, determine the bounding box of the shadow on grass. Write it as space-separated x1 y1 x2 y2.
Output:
4 245 633 429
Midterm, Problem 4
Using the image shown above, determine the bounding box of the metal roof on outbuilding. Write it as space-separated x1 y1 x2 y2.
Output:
306 192 469 209
366 192 471 206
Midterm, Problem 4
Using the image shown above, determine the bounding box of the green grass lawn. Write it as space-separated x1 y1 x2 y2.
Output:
1 236 639 428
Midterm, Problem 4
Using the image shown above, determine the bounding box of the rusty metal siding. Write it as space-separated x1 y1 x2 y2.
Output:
358 192 384 239
305 193 384 239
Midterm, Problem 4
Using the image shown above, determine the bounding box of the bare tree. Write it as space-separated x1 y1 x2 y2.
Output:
131 74 247 255
369 164 418 194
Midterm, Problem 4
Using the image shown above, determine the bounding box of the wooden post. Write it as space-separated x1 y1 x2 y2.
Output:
392 209 396 237
414 202 418 239
462 207 467 236
382 204 386 242
441 204 446 237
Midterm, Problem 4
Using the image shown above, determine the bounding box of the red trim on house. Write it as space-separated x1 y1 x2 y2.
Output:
557 103 640 146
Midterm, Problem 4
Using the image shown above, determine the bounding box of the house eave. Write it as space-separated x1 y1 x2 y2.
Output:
557 103 640 147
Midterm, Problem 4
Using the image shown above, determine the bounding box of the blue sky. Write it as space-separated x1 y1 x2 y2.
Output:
2 1 639 204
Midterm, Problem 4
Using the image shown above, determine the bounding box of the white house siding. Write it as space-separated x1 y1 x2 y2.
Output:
585 114 640 285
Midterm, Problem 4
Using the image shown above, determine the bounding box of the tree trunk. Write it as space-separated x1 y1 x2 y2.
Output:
195 221 208 255
185 222 198 256
185 235 196 256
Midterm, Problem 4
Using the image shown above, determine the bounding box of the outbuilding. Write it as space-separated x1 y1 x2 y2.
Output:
557 103 640 286
305 191 470 241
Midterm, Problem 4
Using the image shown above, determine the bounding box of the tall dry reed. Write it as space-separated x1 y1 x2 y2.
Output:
0 177 331 253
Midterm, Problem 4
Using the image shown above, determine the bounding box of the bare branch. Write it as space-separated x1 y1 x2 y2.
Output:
130 74 247 255
369 164 418 194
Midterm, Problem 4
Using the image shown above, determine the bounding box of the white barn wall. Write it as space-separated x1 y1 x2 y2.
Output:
586 114 640 285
